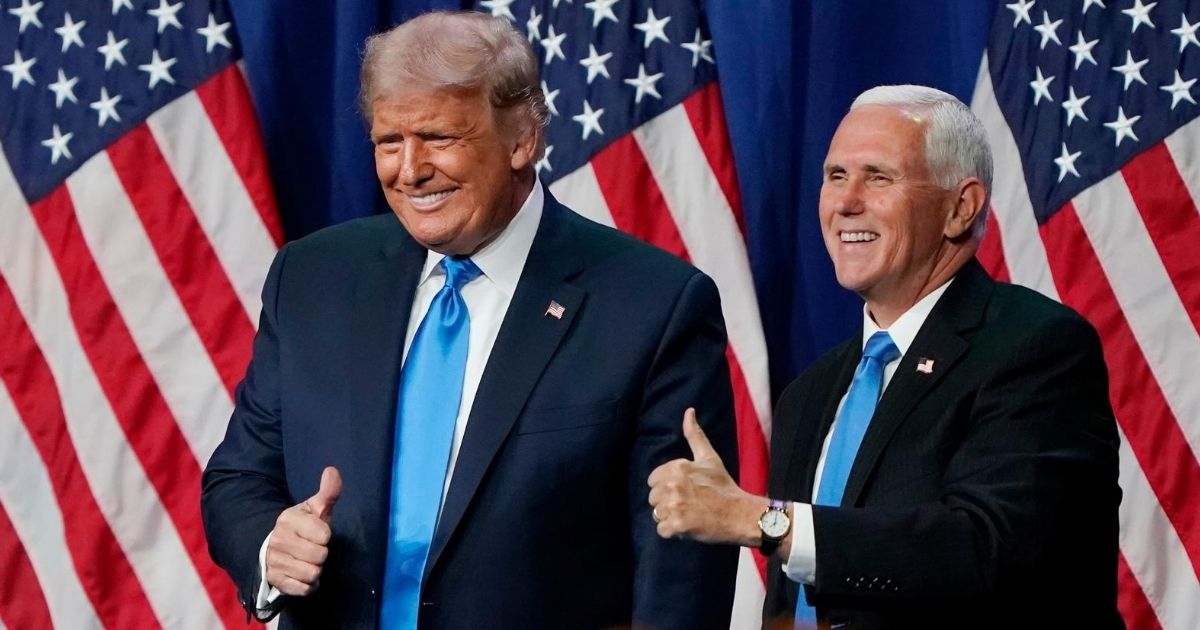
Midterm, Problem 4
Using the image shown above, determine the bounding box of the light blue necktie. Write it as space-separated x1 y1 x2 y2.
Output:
381 257 481 629
795 331 900 627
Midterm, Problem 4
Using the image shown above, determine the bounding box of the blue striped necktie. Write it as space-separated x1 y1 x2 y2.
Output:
795 331 900 627
381 256 481 629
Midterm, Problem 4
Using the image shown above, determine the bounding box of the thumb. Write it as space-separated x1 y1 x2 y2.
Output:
682 407 719 463
306 466 342 522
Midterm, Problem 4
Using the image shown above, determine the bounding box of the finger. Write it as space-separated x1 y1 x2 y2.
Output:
647 484 666 507
647 460 677 487
305 466 342 521
266 555 323 593
276 509 333 547
270 533 330 565
271 573 319 597
682 408 719 463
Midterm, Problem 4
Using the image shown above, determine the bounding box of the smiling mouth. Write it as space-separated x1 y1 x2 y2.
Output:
406 189 456 209
840 231 879 243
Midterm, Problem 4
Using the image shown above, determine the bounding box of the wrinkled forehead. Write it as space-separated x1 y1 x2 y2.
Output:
827 105 929 166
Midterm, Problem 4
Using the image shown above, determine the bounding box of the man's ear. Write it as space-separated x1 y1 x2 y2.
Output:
944 178 987 240
510 122 540 171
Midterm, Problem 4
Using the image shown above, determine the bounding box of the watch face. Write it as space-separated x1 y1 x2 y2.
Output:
760 510 790 538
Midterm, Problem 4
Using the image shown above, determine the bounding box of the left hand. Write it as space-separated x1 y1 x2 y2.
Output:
647 408 764 546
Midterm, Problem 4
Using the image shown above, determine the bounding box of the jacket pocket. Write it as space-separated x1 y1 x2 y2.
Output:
514 399 620 435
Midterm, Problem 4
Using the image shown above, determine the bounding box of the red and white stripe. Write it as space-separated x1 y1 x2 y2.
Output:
972 54 1200 630
551 82 773 629
0 66 278 629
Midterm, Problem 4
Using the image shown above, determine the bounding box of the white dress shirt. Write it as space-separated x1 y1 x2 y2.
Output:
782 279 953 585
256 183 544 612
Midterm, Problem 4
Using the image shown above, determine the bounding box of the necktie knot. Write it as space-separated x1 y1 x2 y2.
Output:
862 331 900 365
440 257 482 291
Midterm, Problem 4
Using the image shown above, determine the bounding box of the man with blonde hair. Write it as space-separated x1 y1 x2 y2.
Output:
648 85 1121 629
203 11 738 629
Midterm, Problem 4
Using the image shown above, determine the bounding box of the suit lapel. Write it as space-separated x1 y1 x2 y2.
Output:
346 222 426 567
425 194 585 577
781 342 859 503
841 260 993 506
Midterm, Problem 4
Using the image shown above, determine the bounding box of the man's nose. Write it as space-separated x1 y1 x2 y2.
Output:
399 141 433 185
828 179 866 215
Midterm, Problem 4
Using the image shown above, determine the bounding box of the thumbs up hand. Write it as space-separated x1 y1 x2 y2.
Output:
647 409 765 547
266 467 343 596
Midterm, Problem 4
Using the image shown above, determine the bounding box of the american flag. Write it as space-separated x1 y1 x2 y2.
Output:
471 0 774 624
0 0 279 627
971 0 1200 627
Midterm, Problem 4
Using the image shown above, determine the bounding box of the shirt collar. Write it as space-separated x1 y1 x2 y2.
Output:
418 181 544 296
861 278 954 356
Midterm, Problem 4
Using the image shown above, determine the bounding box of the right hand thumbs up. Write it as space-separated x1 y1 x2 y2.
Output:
305 466 342 522
266 466 343 597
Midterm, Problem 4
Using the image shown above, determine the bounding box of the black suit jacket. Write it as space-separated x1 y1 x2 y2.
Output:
201 192 739 629
763 260 1122 629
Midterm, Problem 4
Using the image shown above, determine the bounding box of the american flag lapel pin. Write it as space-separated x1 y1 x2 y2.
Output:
545 300 566 319
916 358 935 374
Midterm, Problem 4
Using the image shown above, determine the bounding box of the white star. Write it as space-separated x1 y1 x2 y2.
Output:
535 144 553 174
1029 66 1055 105
54 12 87 53
572 100 605 140
1112 51 1149 90
1006 0 1035 27
1033 10 1063 49
1053 142 1082 182
97 31 129 70
1171 14 1200 53
1061 87 1090 126
1121 0 1156 33
551 0 573 7
541 24 567 64
197 13 232 53
41 124 74 165
90 87 123 127
111 0 133 15
1068 30 1099 69
1082 0 1106 14
579 44 612 84
526 6 542 42
1103 106 1141 146
1160 70 1197 109
147 0 184 34
48 69 79 108
480 0 516 21
541 80 560 116
7 0 43 34
138 49 178 89
585 0 620 28
633 8 671 48
681 28 714 67
3 50 36 90
624 63 664 103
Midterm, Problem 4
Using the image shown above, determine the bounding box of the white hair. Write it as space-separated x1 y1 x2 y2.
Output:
850 84 993 239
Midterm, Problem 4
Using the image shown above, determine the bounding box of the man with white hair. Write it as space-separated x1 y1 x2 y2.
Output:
647 85 1122 628
201 11 738 629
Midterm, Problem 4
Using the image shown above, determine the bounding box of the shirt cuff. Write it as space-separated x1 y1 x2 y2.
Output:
780 502 817 584
256 533 283 617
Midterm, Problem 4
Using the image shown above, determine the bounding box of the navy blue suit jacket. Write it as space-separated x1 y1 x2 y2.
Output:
762 261 1122 629
202 192 740 629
